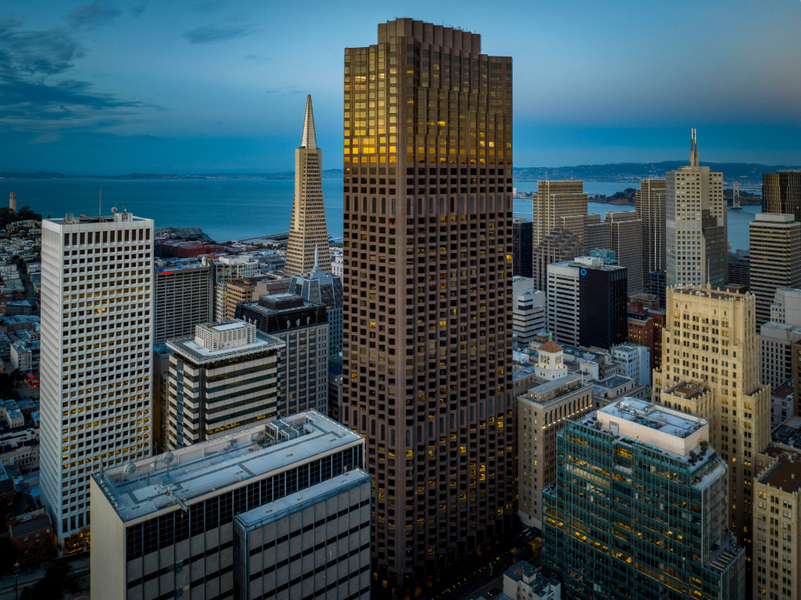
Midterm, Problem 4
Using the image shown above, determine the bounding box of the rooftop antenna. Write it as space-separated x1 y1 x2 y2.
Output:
99 186 102 216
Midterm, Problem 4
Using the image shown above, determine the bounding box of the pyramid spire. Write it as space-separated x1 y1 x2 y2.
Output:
301 94 317 150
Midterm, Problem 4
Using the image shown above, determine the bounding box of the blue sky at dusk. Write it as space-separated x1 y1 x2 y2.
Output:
1 0 800 173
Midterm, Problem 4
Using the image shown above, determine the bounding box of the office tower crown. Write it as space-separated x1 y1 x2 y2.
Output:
690 128 699 167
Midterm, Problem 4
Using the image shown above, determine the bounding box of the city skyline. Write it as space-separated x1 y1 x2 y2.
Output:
2 0 801 173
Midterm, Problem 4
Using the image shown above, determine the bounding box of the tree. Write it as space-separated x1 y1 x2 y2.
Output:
19 561 73 600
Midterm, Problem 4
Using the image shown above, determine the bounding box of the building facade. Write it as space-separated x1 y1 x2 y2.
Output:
154 260 212 344
212 256 260 321
40 212 154 544
285 95 333 277
236 294 329 416
665 131 727 288
635 178 667 279
763 171 801 222
90 413 370 600
343 19 515 593
533 181 587 246
165 320 284 449
512 218 533 278
749 213 801 326
606 210 643 295
532 228 585 293
543 399 745 600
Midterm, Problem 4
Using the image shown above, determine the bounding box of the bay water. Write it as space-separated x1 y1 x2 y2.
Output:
0 178 758 251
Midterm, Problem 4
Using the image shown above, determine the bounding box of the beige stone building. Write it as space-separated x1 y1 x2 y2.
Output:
652 284 771 563
224 277 261 320
753 416 801 600
284 95 332 277
517 374 592 528
533 180 587 245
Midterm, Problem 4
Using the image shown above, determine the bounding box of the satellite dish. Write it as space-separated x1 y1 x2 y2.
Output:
123 463 137 477
162 452 175 466
111 206 118 214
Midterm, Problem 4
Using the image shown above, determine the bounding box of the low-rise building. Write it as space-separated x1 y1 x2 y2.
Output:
503 561 561 600
90 412 370 600
611 342 650 386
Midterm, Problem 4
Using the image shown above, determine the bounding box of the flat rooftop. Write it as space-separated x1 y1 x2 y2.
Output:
772 416 801 451
599 398 706 440
758 452 801 494
167 329 283 364
92 411 362 523
673 284 748 302
593 375 632 391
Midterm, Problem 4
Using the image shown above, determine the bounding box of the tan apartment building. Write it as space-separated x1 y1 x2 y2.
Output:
652 284 771 567
517 374 592 528
753 416 801 600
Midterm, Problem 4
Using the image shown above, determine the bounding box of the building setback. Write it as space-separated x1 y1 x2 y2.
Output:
543 399 745 600
285 95 333 277
40 212 154 546
343 19 515 593
90 412 370 600
165 320 284 449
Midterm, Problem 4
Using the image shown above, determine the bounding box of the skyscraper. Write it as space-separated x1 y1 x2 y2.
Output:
343 19 514 594
543 399 745 600
635 178 666 277
665 131 727 288
285 95 332 277
763 170 801 222
40 211 154 547
153 259 212 343
533 180 588 245
749 213 801 326
531 228 585 291
652 285 771 575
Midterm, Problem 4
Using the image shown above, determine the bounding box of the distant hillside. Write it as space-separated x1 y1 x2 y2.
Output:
1 162 797 184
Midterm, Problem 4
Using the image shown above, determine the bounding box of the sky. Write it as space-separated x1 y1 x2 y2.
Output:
1 0 800 174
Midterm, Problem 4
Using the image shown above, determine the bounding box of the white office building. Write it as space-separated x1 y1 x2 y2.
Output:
40 211 154 546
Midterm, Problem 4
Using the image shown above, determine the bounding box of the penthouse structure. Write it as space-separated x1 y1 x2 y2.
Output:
165 320 284 449
154 260 212 343
90 412 371 600
39 211 153 546
343 19 515 593
543 399 745 600
236 294 329 416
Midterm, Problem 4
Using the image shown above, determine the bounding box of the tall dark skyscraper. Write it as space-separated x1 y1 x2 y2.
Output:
512 217 533 277
763 170 801 222
343 19 514 595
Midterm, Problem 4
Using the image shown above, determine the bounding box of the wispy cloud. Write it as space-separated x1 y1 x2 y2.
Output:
184 24 253 44
244 53 270 65
129 3 147 18
0 19 159 127
66 2 122 30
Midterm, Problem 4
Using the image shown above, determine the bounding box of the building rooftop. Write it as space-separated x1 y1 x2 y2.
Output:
665 380 708 400
538 341 562 354
672 283 749 302
592 375 632 391
167 328 283 364
759 453 801 494
91 411 362 523
521 375 583 404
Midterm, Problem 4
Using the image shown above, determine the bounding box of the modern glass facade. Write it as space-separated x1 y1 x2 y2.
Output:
543 415 745 600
